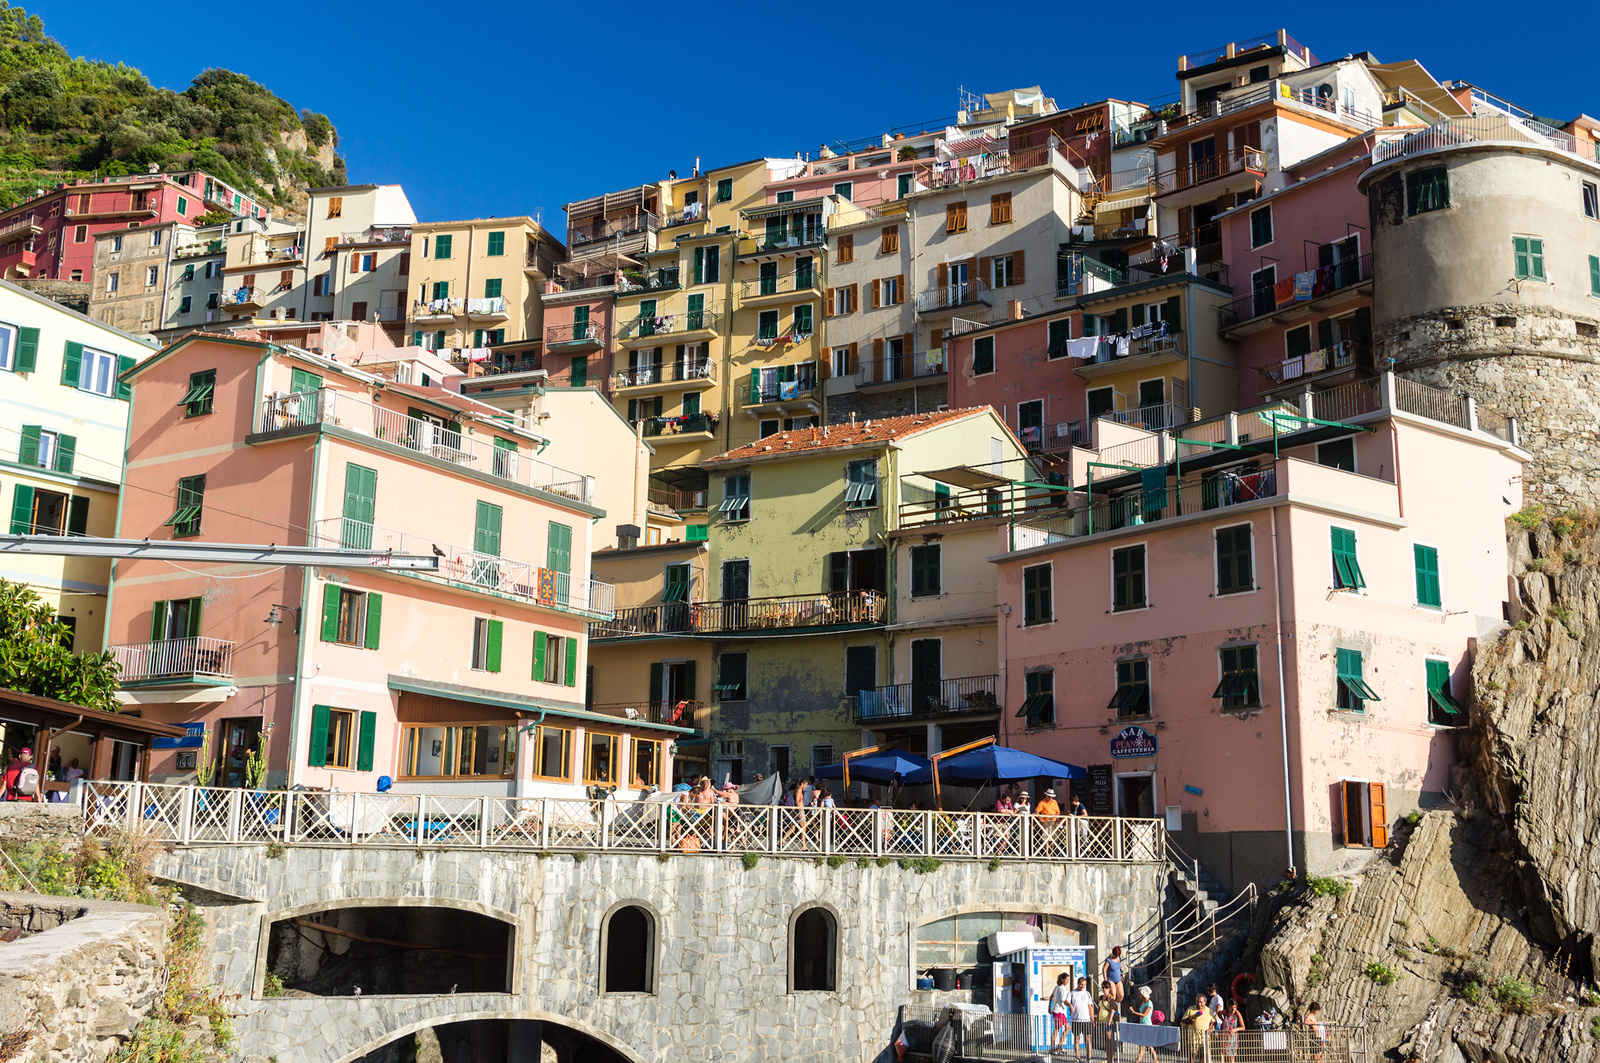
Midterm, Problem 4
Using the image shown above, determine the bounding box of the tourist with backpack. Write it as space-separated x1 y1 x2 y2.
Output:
2 747 38 801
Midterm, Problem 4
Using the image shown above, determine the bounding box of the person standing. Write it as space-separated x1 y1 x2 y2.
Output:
1095 981 1120 1063
1126 985 1156 1063
1 747 35 801
1302 1002 1327 1063
1035 788 1061 817
1206 983 1225 1019
1049 972 1072 1055
1219 1002 1243 1062
1101 946 1126 1002
1068 976 1095 1061
1180 993 1215 1063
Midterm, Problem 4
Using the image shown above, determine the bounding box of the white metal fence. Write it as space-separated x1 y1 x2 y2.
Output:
81 782 1164 862
108 637 235 682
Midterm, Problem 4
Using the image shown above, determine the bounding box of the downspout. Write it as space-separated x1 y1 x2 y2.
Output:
1183 271 1199 416
102 365 140 652
1269 506 1294 876
287 427 329 786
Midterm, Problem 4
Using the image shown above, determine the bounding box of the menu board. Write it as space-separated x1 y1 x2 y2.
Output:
1085 764 1114 816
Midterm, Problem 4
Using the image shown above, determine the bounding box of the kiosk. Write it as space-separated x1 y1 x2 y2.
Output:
986 934 1094 1053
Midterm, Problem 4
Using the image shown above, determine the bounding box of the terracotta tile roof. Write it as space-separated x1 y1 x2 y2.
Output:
702 408 990 465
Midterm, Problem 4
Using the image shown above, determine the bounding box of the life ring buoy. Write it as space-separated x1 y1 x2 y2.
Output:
1231 971 1255 1003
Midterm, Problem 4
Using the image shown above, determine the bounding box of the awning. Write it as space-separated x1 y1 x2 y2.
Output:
387 676 698 735
741 198 825 221
920 466 1013 490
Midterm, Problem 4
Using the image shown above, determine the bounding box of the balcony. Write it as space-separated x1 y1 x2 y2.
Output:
914 280 991 316
110 637 235 685
465 296 509 321
738 268 822 305
313 517 615 619
260 388 594 505
743 366 821 413
1072 332 1188 380
1100 401 1191 432
591 591 885 638
589 700 700 727
173 239 223 259
1257 343 1374 395
647 486 709 512
612 356 717 392
339 227 412 246
1218 254 1371 334
618 307 721 347
1012 467 1282 549
548 272 616 294
661 202 708 229
1154 144 1265 201
641 412 719 440
855 349 946 391
911 143 1066 191
899 484 1068 529
221 285 266 312
1056 257 1126 298
738 229 827 257
1179 30 1315 72
856 675 1000 722
413 297 463 321
570 211 658 247
0 215 43 241
545 321 605 350
1371 113 1600 168
618 267 681 295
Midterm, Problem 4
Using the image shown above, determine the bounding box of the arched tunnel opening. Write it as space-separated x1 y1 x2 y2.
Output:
351 1019 633 1063
265 906 512 996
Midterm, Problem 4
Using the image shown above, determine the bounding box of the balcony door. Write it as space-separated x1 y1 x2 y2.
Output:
686 293 705 331
341 463 376 550
1136 379 1165 417
1018 400 1043 444
759 261 778 296
1189 138 1217 184
663 562 692 631
948 261 968 305
721 558 750 629
1319 235 1361 289
910 638 942 715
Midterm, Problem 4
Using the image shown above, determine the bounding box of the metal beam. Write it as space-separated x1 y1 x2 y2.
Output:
0 535 440 571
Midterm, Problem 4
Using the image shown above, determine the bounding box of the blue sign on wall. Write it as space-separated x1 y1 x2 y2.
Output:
153 723 206 750
1110 725 1157 759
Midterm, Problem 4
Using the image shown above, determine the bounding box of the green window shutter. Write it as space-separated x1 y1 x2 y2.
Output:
308 705 330 767
1426 658 1461 718
486 231 505 256
290 368 324 394
649 662 664 704
15 327 38 372
8 484 33 535
53 434 75 474
1337 647 1359 681
320 582 341 641
475 501 503 557
1414 544 1441 607
356 711 377 771
66 496 89 536
533 630 547 679
1513 237 1528 278
546 522 572 573
412 330 423 346
150 599 169 641
1591 255 1600 297
435 234 452 259
60 341 82 387
115 356 135 400
564 637 578 687
486 619 503 672
749 368 759 403
1530 239 1545 280
18 424 40 466
184 597 202 638
363 592 382 649
485 278 502 298
693 247 704 284
571 356 587 386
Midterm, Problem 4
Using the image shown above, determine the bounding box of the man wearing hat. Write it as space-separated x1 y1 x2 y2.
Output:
1 747 34 801
1034 788 1061 818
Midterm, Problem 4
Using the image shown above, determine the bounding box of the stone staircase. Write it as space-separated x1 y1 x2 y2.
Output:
1131 856 1257 1019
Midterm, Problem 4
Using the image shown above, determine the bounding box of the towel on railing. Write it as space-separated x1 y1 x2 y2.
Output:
1273 276 1297 306
1065 337 1099 360
1293 271 1315 300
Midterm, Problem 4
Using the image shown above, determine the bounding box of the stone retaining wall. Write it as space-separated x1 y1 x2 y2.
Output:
0 802 84 844
0 891 168 1062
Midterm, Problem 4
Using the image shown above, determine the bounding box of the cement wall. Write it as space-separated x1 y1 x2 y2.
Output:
154 845 1165 1063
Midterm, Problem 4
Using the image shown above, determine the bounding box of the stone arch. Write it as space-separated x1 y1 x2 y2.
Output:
787 899 842 994
598 897 661 996
907 900 1106 989
331 1009 652 1063
258 895 521 998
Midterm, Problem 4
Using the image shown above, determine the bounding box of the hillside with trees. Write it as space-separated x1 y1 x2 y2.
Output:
0 1 345 213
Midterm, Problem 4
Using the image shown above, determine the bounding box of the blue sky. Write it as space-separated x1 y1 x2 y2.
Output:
36 1 1597 229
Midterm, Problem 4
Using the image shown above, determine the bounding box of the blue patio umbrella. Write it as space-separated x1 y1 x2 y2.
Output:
903 745 1086 787
814 751 931 784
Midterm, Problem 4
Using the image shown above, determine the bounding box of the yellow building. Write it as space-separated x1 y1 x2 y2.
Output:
406 217 565 353
0 279 156 648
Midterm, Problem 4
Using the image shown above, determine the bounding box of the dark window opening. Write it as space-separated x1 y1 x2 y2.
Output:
792 907 837 991
266 906 512 996
603 905 653 993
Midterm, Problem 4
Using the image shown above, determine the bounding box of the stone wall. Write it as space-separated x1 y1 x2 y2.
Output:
0 802 86 844
0 891 168 1063
826 383 949 425
11 279 90 315
1378 303 1600 506
156 845 1165 1063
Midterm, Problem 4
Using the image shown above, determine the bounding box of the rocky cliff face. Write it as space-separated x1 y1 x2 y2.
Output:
1250 514 1600 1061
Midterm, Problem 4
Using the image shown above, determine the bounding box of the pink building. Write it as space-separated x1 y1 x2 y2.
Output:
987 373 1525 890
0 171 263 283
1215 133 1377 410
107 334 688 797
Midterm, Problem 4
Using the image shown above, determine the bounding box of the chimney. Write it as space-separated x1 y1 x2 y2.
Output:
616 524 640 550
1009 299 1025 320
694 156 701 177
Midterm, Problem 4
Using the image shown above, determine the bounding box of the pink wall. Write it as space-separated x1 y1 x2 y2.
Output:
542 296 614 385
948 312 1087 437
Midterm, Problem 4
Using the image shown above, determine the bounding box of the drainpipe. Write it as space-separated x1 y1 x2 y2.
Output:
1269 506 1294 876
1183 262 1199 416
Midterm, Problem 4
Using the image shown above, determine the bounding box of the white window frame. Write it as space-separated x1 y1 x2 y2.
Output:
1584 181 1599 220
1135 376 1166 410
831 345 853 375
881 276 900 305
106 273 119 294
833 181 853 201
1113 770 1157 818
0 320 16 372
543 633 568 684
1109 540 1150 613
721 473 751 522
471 617 493 670
79 347 118 396
1212 520 1257 598
1022 561 1054 626
33 428 58 469
1413 539 1443 611
146 266 159 287
1085 384 1116 421
832 288 850 316
992 254 1015 288
758 419 781 439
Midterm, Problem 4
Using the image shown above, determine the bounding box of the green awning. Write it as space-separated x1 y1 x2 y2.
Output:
163 505 201 528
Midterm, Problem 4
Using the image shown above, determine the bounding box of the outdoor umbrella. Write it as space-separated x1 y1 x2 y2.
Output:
903 745 1086 786
814 751 931 784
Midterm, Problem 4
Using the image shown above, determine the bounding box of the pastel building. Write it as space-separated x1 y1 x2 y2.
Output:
991 372 1526 890
303 184 417 340
406 217 565 354
107 334 688 797
0 280 155 649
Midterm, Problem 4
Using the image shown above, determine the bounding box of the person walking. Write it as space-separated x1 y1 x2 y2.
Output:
1101 946 1127 1002
1095 981 1121 1063
1302 1002 1327 1063
1069 976 1095 1061
1219 1002 1243 1062
1126 985 1156 1063
1 747 36 801
1049 972 1072 1055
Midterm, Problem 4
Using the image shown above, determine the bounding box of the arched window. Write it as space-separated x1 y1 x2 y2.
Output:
791 906 837 992
602 905 653 994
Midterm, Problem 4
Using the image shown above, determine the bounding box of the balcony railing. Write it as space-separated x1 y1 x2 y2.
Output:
81 781 1165 863
641 412 719 437
221 285 266 309
1179 30 1315 72
856 675 1000 721
340 227 412 245
647 487 708 511
914 280 991 314
745 366 820 405
465 297 509 318
546 321 604 347
110 637 235 683
740 229 827 255
661 202 707 228
592 591 885 638
312 517 614 618
613 357 716 389
548 272 615 293
738 270 821 299
570 211 658 246
911 143 1065 191
1256 342 1373 389
1155 145 1266 196
618 307 721 341
1371 113 1599 167
173 239 224 259
413 297 464 319
1012 467 1281 550
1074 331 1188 369
1219 254 1371 328
618 267 680 294
855 350 946 386
899 484 1068 529
260 389 594 504
1100 401 1191 432
1057 256 1126 297
589 700 699 727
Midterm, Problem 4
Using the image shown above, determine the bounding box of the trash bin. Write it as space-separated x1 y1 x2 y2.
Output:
932 968 957 991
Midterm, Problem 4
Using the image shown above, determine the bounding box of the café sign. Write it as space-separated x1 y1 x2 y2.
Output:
1110 725 1157 759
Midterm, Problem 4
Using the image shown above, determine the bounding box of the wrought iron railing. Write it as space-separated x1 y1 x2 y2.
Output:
569 211 658 246
855 350 946 385
641 412 718 437
81 781 1165 864
612 358 716 389
109 637 235 682
1154 145 1267 195
1219 254 1371 328
899 484 1068 529
914 280 991 313
617 267 680 293
545 321 604 346
593 591 884 638
856 675 999 720
588 700 699 727
618 307 721 340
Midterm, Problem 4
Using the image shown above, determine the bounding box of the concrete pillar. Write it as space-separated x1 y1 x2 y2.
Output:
1380 370 1396 411
926 721 943 754
1465 395 1479 433
1225 412 1239 446
1300 388 1314 420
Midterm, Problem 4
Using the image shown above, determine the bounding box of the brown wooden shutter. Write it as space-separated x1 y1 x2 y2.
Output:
881 226 898 253
825 287 835 317
848 341 858 374
243 273 255 287
936 262 948 288
1369 783 1388 848
352 254 361 272
902 333 915 365
398 252 411 275
848 284 859 313
957 201 968 230
872 338 884 374
871 279 880 308
819 348 832 378
895 274 905 303
324 236 337 253
280 270 293 287
838 234 853 263
1012 250 1025 285
978 257 992 286
930 327 944 350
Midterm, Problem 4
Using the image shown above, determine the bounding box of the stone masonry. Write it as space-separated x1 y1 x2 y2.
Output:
155 845 1165 1063
0 892 168 1063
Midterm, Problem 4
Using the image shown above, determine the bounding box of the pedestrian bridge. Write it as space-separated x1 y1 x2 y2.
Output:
87 783 1170 1063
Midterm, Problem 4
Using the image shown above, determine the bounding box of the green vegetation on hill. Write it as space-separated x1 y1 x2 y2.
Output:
0 1 345 210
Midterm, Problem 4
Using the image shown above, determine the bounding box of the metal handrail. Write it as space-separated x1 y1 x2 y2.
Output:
1219 254 1371 328
109 637 235 682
